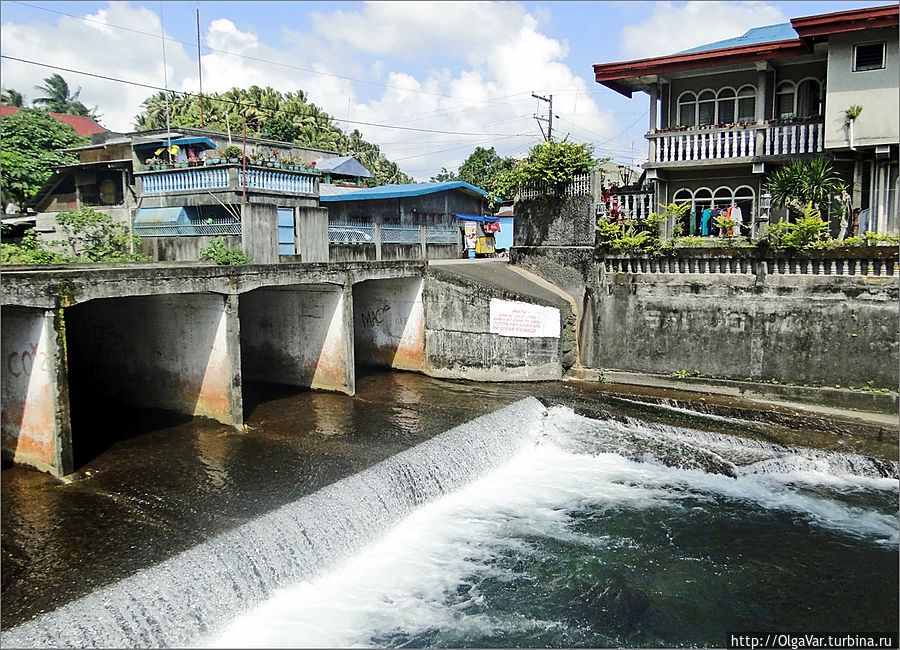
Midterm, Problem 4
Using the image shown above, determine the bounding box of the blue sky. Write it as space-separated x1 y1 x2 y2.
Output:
1 1 888 179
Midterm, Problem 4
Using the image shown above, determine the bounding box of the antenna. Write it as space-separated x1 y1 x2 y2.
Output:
196 7 204 127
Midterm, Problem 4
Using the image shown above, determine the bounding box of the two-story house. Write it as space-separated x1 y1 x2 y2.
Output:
593 4 898 238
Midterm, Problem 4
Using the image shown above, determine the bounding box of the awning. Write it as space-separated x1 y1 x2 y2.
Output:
133 136 217 150
453 213 499 223
134 206 196 225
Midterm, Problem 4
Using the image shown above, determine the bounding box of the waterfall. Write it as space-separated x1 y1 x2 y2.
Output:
2 398 548 649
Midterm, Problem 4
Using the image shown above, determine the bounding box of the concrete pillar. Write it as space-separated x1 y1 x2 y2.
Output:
241 202 279 264
1 307 73 476
852 156 864 214
755 64 768 156
297 205 330 263
65 293 243 428
239 283 355 395
353 278 426 371
648 82 659 164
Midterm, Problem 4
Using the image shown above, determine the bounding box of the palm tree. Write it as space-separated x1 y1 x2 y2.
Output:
33 73 96 118
767 158 846 218
1 88 26 107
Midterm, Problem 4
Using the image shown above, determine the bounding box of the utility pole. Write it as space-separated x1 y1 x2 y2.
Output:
532 92 558 142
196 8 204 127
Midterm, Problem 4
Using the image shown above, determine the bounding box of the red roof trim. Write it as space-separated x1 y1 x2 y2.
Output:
594 39 809 83
791 4 898 38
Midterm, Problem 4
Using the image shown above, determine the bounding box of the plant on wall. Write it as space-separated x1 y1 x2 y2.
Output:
493 140 599 200
844 105 863 122
596 202 688 256
199 237 253 265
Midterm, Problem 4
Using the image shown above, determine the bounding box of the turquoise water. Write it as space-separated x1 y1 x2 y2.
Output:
207 407 898 648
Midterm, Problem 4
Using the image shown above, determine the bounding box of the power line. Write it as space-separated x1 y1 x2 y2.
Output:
0 54 534 138
7 1 534 105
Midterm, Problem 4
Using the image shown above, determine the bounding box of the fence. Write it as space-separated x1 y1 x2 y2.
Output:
134 217 241 237
603 253 898 277
381 225 420 245
241 168 316 194
518 172 593 200
140 165 317 196
142 167 230 194
603 191 654 221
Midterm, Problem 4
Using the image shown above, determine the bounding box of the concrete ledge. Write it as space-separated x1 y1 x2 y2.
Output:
572 368 898 419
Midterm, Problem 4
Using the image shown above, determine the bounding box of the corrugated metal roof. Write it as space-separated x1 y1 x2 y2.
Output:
319 184 368 197
319 181 488 203
678 23 798 54
313 156 373 178
0 105 107 136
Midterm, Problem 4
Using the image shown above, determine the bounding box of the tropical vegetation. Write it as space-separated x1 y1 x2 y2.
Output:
494 140 600 201
0 207 146 265
0 108 88 212
199 237 254 266
766 158 846 219
133 87 412 185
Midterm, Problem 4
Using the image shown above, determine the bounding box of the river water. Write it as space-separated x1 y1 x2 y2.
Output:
1 372 897 647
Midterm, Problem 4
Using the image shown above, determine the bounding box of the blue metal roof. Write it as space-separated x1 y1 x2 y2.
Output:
133 136 217 150
452 213 498 223
319 181 488 203
134 206 193 225
314 156 373 178
678 23 798 54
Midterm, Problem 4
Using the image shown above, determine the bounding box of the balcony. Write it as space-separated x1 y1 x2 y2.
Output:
647 119 824 165
136 163 319 197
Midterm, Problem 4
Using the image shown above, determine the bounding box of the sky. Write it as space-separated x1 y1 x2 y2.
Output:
0 0 889 180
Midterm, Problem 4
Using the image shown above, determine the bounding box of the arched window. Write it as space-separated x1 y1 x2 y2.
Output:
796 78 822 118
677 92 697 127
737 86 756 122
716 88 736 124
673 189 694 235
776 81 796 119
697 90 716 126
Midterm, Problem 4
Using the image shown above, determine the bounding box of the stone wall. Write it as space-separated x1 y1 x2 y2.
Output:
140 235 242 262
513 195 594 247
422 266 567 381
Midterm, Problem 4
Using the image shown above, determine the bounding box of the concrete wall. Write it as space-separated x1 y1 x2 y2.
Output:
595 271 898 388
239 284 354 394
514 195 594 247
298 206 330 263
825 28 899 149
0 307 72 476
65 293 242 427
140 235 242 262
422 268 564 381
241 202 279 264
353 278 426 371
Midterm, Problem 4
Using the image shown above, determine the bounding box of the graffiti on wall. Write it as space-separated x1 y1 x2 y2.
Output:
6 342 48 379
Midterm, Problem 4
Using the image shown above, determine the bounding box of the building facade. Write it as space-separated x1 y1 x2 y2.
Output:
593 4 898 238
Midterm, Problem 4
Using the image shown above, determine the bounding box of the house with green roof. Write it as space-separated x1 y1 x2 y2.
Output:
593 4 898 238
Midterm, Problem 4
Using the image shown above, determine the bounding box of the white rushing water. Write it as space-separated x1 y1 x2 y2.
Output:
3 401 897 649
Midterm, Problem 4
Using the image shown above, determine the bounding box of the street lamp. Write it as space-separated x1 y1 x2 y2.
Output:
757 191 772 240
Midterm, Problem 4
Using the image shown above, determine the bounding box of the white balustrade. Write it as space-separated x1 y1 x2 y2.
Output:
651 120 823 163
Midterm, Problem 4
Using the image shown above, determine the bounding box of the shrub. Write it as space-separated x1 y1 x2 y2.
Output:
0 230 67 265
494 140 598 199
223 145 243 160
55 207 146 262
199 237 253 265
766 202 830 252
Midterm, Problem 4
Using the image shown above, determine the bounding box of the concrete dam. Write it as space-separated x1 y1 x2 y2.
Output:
1 260 573 477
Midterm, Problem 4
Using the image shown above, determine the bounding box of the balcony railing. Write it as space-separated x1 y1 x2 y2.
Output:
138 164 318 196
648 119 824 164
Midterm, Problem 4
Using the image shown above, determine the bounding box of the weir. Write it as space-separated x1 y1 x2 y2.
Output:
0 397 548 649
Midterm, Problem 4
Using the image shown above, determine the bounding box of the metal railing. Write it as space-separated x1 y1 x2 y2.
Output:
425 226 458 245
381 225 420 244
518 172 593 200
329 223 374 244
134 218 242 237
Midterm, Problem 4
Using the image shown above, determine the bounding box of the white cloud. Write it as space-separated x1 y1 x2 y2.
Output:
1 3 194 132
620 1 787 59
1 1 617 180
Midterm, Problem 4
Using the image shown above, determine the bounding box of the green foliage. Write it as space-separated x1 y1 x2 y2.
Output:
0 230 66 265
674 235 707 247
54 207 146 262
766 202 830 252
32 74 100 119
597 203 687 256
429 167 458 182
844 105 863 121
222 145 243 160
671 369 690 380
134 87 412 185
0 108 88 209
456 146 516 201
1 88 26 107
766 158 845 217
199 237 253 266
494 140 598 200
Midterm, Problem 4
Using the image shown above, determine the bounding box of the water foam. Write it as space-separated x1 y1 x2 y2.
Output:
1 398 547 649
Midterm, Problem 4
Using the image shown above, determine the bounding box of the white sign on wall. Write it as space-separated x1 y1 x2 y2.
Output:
489 299 560 338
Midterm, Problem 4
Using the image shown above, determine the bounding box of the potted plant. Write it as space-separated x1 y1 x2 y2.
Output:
144 156 163 170
223 145 243 163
